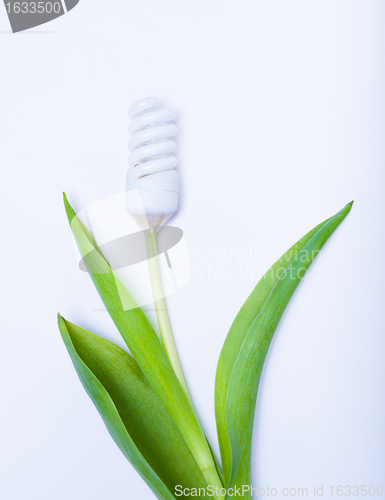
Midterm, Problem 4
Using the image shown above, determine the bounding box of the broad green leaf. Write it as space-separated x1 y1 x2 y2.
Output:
63 194 223 494
215 202 353 493
58 316 174 500
59 316 213 498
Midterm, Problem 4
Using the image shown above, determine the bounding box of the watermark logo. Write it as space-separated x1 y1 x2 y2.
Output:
192 245 321 284
71 192 191 311
3 0 79 32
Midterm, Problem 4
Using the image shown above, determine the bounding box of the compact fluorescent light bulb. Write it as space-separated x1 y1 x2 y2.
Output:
126 97 179 230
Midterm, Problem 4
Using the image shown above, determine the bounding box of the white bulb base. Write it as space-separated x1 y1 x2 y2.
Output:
126 168 179 231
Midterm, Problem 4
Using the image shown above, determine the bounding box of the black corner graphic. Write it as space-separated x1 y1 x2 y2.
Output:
3 0 80 33
63 0 79 12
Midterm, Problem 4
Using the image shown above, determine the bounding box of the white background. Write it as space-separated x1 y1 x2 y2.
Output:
0 1 384 499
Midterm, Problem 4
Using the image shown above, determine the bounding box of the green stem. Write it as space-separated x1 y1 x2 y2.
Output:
145 230 192 403
145 230 225 498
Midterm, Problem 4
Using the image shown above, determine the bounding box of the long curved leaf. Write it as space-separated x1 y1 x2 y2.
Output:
215 216 330 483
215 202 353 494
63 194 223 494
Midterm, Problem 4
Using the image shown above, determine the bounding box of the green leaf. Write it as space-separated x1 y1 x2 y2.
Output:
58 316 173 500
62 194 223 495
58 315 212 499
215 202 353 493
